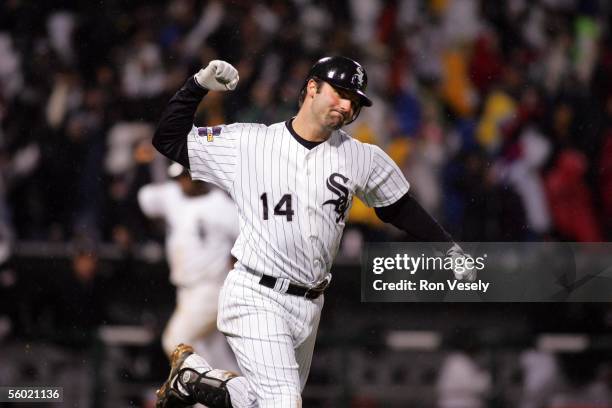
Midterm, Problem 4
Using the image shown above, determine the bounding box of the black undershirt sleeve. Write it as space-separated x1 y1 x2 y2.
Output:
375 192 453 251
152 77 208 168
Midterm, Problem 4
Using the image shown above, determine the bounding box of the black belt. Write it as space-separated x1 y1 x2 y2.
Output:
259 274 330 299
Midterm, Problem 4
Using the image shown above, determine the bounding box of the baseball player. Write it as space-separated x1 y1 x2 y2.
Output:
152 56 476 408
138 162 240 372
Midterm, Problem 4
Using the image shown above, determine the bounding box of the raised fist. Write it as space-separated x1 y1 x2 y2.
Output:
194 60 239 91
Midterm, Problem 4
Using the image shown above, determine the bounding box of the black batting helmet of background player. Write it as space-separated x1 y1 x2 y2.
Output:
299 56 373 124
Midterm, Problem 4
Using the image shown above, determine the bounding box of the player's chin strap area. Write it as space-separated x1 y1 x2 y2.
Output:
176 367 236 408
259 274 332 299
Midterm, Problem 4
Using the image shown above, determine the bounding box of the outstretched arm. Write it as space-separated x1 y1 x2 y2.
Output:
375 192 452 243
152 60 239 168
375 192 476 281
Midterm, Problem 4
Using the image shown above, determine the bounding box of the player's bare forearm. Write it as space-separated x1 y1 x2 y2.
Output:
152 77 208 168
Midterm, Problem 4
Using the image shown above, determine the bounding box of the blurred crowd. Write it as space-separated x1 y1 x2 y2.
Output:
1 0 612 254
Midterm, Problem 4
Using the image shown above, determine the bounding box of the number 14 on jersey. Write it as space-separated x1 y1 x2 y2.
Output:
260 193 294 221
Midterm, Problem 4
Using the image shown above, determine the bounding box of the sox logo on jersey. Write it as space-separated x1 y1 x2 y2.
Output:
323 173 350 223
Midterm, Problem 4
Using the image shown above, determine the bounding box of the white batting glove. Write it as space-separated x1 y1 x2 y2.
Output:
446 243 477 282
194 60 239 91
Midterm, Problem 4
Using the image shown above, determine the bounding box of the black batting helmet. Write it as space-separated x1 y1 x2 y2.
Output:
301 56 373 123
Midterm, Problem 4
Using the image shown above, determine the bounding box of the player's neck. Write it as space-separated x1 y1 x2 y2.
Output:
292 111 332 142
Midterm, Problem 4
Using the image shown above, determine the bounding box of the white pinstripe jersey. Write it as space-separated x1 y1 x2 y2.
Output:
187 120 410 285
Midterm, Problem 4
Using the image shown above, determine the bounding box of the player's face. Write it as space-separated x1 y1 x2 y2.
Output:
311 82 359 130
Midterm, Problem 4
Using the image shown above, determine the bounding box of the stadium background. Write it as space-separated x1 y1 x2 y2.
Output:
1 0 611 406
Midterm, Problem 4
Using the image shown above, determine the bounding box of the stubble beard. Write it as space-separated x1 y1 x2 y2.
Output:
326 121 343 131
324 112 345 131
